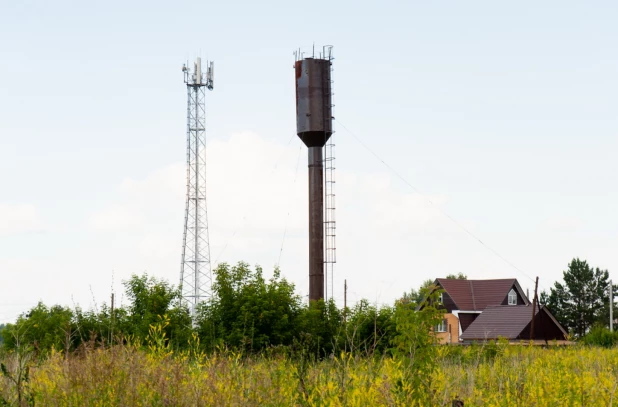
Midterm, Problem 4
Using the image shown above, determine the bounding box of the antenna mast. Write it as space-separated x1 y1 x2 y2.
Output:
180 58 215 318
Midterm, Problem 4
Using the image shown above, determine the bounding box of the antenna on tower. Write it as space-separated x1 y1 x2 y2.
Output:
180 56 215 320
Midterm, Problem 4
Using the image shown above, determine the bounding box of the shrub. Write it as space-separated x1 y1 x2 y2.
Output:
580 325 618 348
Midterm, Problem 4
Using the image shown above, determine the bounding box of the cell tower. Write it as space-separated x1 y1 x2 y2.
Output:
294 46 335 302
180 57 214 318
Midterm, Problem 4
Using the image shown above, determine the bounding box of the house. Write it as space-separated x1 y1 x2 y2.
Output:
420 278 568 344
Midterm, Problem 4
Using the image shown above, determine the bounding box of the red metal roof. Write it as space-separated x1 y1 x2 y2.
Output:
460 305 537 340
436 278 524 311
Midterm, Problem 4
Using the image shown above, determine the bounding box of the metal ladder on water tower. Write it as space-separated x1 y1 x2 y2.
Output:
324 130 336 303
323 47 336 303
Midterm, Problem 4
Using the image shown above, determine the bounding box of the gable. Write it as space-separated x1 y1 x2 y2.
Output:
501 287 526 306
518 307 568 340
440 291 458 313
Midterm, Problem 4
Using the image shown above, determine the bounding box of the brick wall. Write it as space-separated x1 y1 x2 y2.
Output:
434 313 460 344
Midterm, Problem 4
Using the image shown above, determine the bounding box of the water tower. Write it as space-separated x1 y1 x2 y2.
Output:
294 46 335 302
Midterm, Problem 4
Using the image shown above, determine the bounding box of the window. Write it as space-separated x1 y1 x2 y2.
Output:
508 289 517 305
435 319 448 333
439 292 444 303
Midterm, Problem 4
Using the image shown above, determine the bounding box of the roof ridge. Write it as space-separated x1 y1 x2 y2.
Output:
469 281 476 311
437 278 519 285
486 304 528 308
437 278 516 281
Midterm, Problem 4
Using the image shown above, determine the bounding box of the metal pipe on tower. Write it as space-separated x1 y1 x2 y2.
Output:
308 146 324 301
294 47 333 302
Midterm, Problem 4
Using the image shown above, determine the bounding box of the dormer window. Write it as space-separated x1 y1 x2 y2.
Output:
508 289 517 305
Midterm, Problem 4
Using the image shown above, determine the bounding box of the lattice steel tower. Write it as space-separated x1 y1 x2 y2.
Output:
180 58 214 317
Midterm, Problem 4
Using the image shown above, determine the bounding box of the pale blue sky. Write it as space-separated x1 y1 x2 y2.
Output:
1 0 618 322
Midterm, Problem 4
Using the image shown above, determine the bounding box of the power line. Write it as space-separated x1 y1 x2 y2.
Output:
336 119 536 284
277 145 303 267
213 134 297 266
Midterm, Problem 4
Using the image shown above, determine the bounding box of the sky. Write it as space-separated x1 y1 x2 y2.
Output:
1 0 618 323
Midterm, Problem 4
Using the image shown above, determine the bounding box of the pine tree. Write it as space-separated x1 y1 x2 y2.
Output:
541 258 615 337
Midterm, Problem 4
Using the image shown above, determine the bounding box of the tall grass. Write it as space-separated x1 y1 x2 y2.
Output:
2 343 618 406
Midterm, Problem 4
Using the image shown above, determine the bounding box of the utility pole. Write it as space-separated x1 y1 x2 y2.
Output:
530 277 539 341
110 292 115 345
610 279 613 332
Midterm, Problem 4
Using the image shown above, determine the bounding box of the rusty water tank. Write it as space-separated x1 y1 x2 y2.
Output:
295 57 333 147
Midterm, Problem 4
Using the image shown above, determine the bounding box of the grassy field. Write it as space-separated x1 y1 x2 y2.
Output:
1 342 617 406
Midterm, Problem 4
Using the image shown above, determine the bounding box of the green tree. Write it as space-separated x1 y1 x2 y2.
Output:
123 274 192 347
196 262 302 352
390 290 445 403
342 300 394 354
71 304 131 347
0 324 5 346
1 274 190 353
402 274 465 306
541 258 614 337
446 272 467 280
1 303 73 353
296 299 343 357
401 279 433 305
